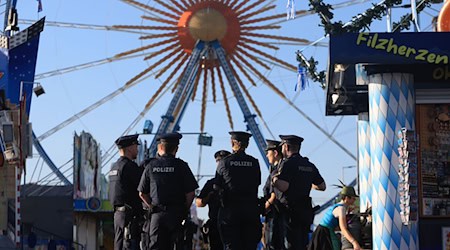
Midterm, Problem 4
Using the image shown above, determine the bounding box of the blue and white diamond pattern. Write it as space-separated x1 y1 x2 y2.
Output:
368 73 418 250
358 112 371 212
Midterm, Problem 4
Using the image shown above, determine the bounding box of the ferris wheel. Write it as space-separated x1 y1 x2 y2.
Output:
12 0 431 192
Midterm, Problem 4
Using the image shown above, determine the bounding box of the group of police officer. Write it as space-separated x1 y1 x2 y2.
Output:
109 130 326 250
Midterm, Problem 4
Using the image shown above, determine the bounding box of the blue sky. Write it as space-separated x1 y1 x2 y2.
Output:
15 0 441 221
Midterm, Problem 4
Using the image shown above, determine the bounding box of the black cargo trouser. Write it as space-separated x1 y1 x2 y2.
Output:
218 203 262 250
205 219 223 250
114 210 141 250
147 208 184 250
286 199 314 250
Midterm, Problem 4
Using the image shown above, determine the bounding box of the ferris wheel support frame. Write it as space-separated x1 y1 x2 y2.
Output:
147 41 207 155
148 40 269 168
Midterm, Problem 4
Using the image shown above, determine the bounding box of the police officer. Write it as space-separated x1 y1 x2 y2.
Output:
196 150 231 250
109 134 144 250
263 139 285 250
216 131 262 250
138 132 198 249
272 135 326 250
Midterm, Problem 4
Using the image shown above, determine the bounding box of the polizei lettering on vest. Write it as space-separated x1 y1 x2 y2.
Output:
230 161 253 167
153 167 175 173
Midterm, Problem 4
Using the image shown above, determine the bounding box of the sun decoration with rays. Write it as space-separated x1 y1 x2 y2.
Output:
113 0 311 132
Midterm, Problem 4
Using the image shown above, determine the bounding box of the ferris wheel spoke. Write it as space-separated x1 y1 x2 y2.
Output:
189 66 203 102
228 60 263 118
241 25 281 31
155 51 186 79
200 69 208 132
126 45 183 85
239 4 276 21
264 41 328 47
112 24 177 31
241 37 278 50
216 65 234 129
139 32 178 40
19 19 150 35
114 37 178 58
143 44 181 61
241 32 310 45
267 0 372 26
210 66 217 103
37 72 156 141
236 0 268 17
35 53 143 80
141 15 178 26
153 0 183 16
158 54 189 85
169 0 187 13
230 56 257 87
233 51 286 99
238 42 296 71
232 0 251 12
236 47 271 70
122 0 179 20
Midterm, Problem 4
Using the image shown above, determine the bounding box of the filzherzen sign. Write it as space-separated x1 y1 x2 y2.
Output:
329 32 450 83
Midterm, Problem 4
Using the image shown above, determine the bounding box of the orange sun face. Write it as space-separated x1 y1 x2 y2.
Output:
113 0 313 131
178 1 240 55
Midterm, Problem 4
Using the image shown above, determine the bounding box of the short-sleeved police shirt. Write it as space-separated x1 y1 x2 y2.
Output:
277 154 324 202
109 156 144 210
137 154 198 206
197 178 220 221
216 151 261 203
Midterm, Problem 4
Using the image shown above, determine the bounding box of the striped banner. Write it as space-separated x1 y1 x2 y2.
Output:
368 73 418 250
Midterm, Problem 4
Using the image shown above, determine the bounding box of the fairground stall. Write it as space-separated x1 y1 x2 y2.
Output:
326 31 450 249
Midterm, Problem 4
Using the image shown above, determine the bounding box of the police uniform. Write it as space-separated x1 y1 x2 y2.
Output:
276 135 325 250
263 139 287 250
109 134 143 250
216 131 262 250
137 133 198 250
197 177 222 250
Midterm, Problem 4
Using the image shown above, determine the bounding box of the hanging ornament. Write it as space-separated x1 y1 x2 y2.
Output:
287 0 296 20
296 64 308 92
